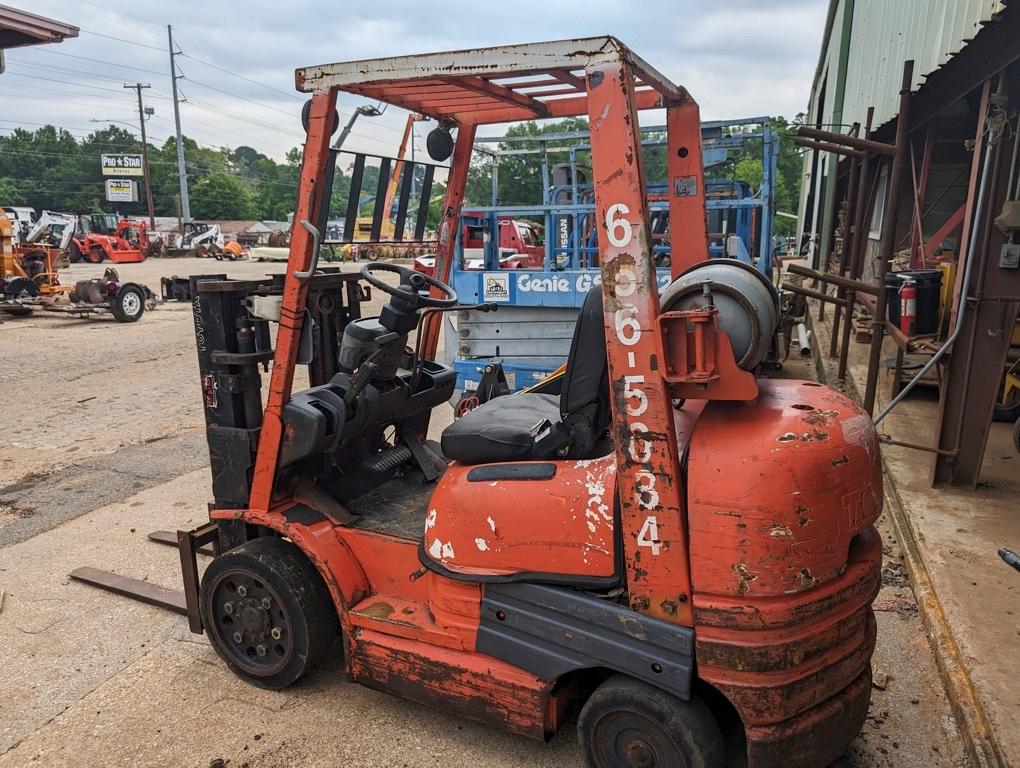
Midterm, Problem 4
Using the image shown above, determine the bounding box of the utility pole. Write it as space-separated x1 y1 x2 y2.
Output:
124 82 155 228
167 25 191 223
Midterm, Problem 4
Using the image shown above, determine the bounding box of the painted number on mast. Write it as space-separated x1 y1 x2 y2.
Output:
605 201 662 556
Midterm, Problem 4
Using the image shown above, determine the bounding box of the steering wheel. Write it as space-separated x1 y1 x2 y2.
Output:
360 262 458 309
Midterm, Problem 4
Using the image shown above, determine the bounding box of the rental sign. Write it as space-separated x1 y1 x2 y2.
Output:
101 154 144 177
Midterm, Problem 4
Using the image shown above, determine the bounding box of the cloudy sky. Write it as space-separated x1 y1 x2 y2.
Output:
12 0 828 161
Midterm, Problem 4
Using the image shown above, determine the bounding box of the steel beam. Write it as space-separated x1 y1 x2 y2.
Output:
792 136 866 159
797 126 896 157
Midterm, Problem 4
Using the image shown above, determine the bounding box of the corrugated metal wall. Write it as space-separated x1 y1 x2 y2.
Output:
841 0 1006 129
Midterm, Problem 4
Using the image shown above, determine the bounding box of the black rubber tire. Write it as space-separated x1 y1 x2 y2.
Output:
578 676 725 768
4 277 39 299
110 284 145 323
67 241 82 263
1014 417 1020 454
993 372 1020 422
199 536 338 690
88 246 105 264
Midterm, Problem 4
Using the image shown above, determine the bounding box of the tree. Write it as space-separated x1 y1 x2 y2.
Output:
0 177 22 205
190 172 258 219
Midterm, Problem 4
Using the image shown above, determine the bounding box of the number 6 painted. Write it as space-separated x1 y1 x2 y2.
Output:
606 203 632 248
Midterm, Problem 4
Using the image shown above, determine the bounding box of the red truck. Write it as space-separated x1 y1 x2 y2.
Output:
414 215 544 276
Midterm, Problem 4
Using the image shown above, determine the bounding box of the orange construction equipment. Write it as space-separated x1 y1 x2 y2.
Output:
73 38 882 768
68 214 148 264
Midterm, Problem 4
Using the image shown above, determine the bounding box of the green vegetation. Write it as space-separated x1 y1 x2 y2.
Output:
0 124 301 220
1 116 803 236
465 116 805 235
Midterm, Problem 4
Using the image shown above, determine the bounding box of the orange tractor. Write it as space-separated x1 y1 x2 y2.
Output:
74 39 882 767
68 214 149 264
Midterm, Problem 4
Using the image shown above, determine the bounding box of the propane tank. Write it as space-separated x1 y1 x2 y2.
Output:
898 278 917 336
660 259 780 371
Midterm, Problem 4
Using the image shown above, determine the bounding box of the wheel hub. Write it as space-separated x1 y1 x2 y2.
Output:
210 572 292 675
624 739 655 767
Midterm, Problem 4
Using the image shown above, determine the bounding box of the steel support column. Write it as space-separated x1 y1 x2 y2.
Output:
863 61 914 414
933 75 1019 486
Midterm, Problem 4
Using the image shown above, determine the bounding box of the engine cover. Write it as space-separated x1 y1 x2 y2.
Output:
422 455 618 581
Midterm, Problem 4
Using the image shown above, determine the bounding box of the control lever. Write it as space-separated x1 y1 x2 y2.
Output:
344 360 378 407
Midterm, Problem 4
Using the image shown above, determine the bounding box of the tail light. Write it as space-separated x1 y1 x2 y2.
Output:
107 281 119 294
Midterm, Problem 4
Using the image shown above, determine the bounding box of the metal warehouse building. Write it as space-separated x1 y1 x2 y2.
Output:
796 0 1019 486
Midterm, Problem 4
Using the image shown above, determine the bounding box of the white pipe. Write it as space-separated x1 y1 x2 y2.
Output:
797 323 812 356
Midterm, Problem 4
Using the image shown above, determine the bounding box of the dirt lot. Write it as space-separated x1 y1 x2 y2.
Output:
0 257 968 767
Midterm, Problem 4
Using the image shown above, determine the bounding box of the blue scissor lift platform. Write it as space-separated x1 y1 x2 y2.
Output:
444 117 779 396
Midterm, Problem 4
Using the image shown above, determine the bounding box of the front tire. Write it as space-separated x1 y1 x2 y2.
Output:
199 537 338 690
68 241 83 263
111 284 145 322
88 246 105 264
578 676 725 768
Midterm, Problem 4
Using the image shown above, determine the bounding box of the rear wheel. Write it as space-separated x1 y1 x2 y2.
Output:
111 285 145 322
578 676 725 768
199 536 338 689
67 241 83 263
88 246 105 264
993 365 1020 422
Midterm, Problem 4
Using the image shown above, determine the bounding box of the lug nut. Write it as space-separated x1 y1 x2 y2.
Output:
232 632 243 643
223 602 234 615
256 645 267 657
270 627 282 640
237 585 247 597
261 597 271 609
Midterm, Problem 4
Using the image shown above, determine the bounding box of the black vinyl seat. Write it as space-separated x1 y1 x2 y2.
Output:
441 287 610 465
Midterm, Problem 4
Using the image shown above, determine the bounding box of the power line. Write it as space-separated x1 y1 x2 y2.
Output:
178 52 302 101
80 28 167 52
17 48 167 77
181 76 297 118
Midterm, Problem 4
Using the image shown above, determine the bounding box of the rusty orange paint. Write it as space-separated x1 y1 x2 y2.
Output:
666 101 710 277
584 61 694 626
349 627 558 740
420 122 476 364
684 378 883 750
248 89 338 514
423 458 617 580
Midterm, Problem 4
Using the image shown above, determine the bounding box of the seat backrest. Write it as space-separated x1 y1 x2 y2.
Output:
559 287 610 452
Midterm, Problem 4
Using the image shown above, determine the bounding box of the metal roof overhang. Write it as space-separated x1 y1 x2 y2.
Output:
0 5 78 50
295 36 689 125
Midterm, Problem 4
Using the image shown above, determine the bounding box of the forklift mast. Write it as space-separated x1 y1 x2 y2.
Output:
257 42 710 624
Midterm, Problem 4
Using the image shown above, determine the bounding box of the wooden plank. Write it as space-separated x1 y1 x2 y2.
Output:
69 567 187 615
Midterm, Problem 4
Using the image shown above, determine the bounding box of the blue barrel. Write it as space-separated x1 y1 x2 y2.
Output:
885 270 942 335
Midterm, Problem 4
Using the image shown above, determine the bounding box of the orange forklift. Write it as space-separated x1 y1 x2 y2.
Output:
74 38 882 767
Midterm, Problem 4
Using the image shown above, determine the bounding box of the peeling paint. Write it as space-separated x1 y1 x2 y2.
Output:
474 538 489 552
769 524 794 538
442 541 455 559
486 515 496 533
428 538 442 559
777 432 797 443
426 509 437 529
732 562 759 595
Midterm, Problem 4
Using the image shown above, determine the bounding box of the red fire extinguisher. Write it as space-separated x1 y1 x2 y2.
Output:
899 278 917 336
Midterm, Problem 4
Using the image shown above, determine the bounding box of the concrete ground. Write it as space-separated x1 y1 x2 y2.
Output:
1 257 969 767
809 301 1019 768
